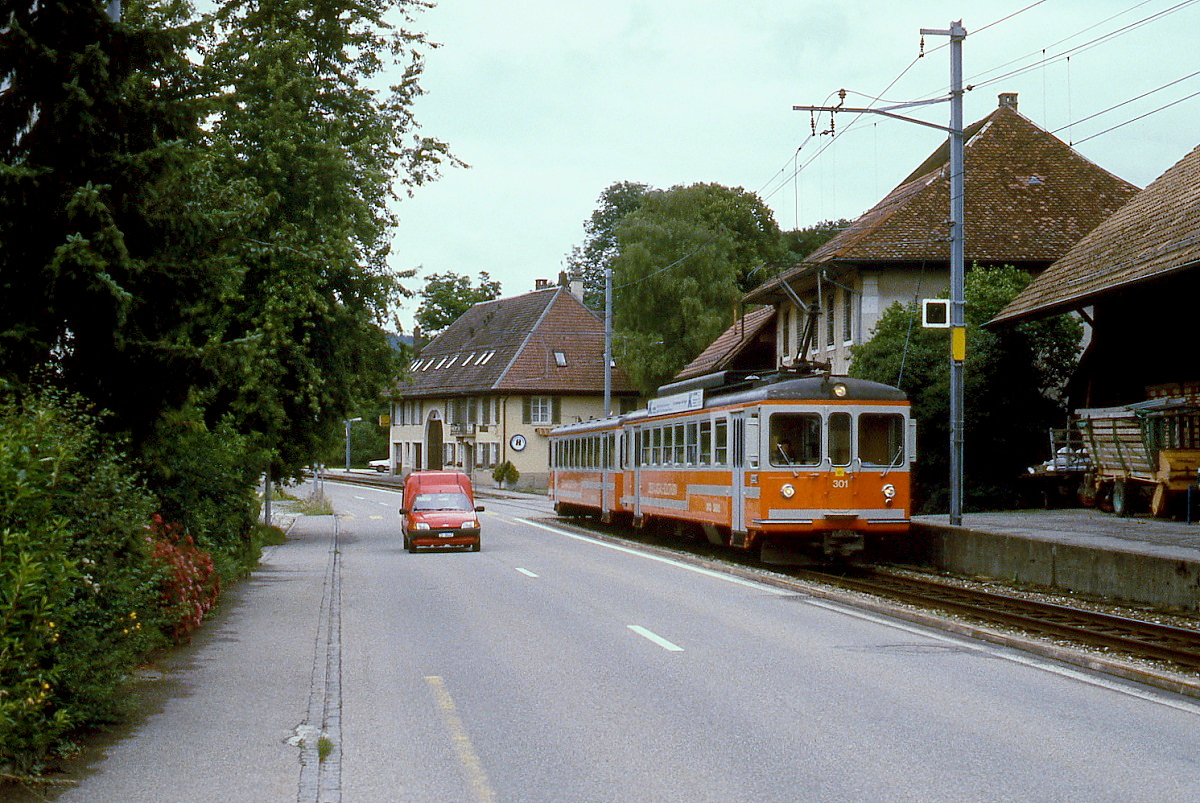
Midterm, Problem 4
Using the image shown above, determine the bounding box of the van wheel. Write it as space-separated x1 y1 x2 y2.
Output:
471 542 480 552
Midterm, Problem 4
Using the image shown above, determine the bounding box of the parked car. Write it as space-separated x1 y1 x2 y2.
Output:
399 470 483 553
368 458 390 472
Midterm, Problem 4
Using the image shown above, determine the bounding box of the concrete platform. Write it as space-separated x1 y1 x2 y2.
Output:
911 509 1200 612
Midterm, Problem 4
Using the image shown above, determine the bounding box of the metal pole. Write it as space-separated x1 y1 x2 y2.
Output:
344 417 362 472
604 264 613 417
948 20 967 526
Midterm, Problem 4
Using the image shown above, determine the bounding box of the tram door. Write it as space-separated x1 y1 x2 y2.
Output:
730 412 747 543
631 427 643 524
825 410 856 510
602 433 616 517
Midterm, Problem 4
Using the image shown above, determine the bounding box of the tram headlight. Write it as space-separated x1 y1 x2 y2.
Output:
832 382 848 398
882 483 897 505
781 483 796 499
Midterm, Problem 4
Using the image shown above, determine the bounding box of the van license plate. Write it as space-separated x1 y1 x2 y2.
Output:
438 532 454 538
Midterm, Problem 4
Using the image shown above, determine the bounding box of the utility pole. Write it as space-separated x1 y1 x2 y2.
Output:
604 264 613 417
344 417 362 472
794 20 967 526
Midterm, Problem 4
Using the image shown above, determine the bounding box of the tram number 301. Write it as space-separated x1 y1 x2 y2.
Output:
832 478 850 489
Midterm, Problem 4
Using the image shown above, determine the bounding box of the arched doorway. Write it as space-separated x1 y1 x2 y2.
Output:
425 417 443 470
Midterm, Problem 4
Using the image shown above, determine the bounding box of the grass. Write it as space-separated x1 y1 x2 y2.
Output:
318 736 334 762
294 491 334 516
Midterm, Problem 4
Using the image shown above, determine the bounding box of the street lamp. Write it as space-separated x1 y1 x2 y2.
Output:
345 417 362 472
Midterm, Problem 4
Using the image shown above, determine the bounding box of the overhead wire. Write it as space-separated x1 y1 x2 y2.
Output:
962 0 1198 94
620 1 1199 296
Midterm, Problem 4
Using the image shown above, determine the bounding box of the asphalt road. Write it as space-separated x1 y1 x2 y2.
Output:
55 481 1200 801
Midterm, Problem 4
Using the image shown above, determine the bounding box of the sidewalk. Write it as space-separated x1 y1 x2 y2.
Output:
50 513 340 802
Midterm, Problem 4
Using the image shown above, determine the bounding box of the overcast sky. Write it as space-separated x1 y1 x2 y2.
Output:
387 0 1200 331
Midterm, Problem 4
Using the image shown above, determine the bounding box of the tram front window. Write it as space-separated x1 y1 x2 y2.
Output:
859 413 906 466
769 413 821 466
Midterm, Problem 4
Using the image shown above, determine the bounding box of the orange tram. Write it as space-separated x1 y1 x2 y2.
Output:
548 367 915 563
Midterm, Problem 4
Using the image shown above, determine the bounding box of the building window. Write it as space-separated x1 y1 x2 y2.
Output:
523 396 559 425
842 288 854 343
781 306 791 359
553 350 567 367
825 299 835 348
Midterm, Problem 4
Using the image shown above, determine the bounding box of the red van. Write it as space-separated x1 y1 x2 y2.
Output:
399 470 484 552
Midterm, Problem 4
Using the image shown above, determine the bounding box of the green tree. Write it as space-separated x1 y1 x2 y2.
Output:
612 183 786 394
0 0 223 446
198 0 457 478
415 270 502 335
565 181 650 310
850 265 1082 512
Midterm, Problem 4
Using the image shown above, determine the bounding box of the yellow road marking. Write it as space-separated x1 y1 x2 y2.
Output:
425 675 495 802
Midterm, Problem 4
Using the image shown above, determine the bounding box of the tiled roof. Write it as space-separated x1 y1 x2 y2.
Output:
675 306 776 380
993 143 1200 325
746 101 1138 303
396 288 637 398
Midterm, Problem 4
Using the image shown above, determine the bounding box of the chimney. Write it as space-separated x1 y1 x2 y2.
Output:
569 272 584 302
412 324 424 357
998 92 1018 111
535 278 552 291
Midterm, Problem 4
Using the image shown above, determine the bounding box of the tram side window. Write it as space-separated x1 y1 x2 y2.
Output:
699 420 712 465
714 418 728 466
674 424 685 465
638 430 648 466
652 427 662 465
859 413 905 466
685 422 698 465
829 412 852 466
769 413 822 466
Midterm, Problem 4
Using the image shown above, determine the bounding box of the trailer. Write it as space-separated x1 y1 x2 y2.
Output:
1074 397 1200 517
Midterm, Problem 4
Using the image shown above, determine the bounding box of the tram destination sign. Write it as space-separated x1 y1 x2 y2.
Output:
648 389 704 416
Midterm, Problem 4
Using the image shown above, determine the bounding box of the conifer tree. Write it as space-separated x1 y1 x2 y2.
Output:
0 0 221 442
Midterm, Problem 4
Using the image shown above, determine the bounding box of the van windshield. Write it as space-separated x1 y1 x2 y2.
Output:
412 492 472 511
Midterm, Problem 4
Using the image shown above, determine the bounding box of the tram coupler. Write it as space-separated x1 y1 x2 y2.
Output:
823 530 866 560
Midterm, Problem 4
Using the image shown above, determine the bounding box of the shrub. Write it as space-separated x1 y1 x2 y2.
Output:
0 389 162 772
146 515 220 644
492 460 520 487
139 406 268 581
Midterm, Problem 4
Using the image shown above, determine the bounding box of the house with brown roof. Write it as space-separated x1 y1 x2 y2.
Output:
710 93 1139 377
387 281 639 490
993 142 1200 408
674 305 777 381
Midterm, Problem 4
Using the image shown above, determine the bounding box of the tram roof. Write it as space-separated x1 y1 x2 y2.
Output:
549 373 906 436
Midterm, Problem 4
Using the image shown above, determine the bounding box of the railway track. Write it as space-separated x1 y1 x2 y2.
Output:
798 569 1200 671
